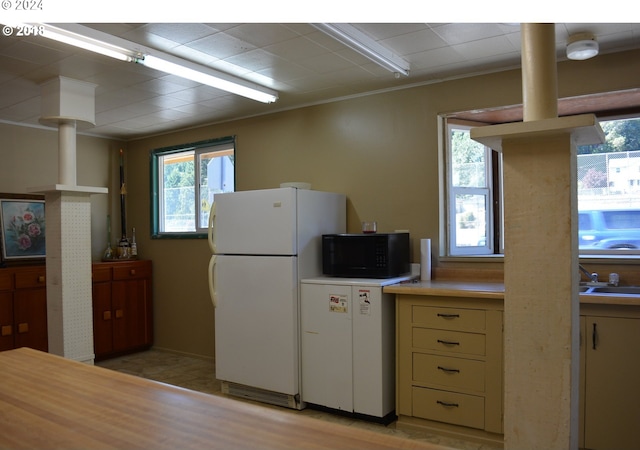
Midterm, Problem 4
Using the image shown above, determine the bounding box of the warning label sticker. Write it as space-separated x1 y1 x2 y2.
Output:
329 294 348 313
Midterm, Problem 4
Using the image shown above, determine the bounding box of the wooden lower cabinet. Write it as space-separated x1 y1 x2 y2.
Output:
396 294 503 443
0 265 48 352
580 306 640 450
92 260 153 360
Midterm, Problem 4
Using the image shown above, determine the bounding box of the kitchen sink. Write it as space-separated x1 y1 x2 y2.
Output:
587 286 640 295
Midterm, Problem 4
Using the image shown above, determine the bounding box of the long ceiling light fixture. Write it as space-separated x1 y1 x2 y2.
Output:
135 55 278 104
29 23 278 104
41 24 137 62
312 23 410 77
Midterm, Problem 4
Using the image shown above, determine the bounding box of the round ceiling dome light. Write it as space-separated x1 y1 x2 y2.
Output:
567 32 599 60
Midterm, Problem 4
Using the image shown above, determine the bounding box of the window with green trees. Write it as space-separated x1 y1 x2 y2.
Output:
445 116 640 256
150 137 235 238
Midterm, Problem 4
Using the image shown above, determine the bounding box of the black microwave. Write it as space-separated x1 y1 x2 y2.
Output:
322 233 410 278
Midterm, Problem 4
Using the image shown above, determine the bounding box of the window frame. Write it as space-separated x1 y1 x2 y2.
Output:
442 112 640 258
445 120 499 256
150 136 235 239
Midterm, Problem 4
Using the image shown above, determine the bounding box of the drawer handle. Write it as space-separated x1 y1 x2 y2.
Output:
437 339 460 346
437 366 460 374
437 400 459 408
38 275 45 283
130 269 136 276
437 313 460 319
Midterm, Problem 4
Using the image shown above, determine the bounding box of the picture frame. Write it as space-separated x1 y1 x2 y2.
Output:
0 197 46 262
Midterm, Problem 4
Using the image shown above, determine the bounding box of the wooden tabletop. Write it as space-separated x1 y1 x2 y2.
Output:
0 348 449 450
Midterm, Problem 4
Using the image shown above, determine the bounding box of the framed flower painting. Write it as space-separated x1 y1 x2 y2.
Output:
0 199 46 261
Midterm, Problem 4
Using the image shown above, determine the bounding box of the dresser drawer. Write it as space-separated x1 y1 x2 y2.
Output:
92 265 112 282
412 386 484 430
413 328 486 356
113 262 151 281
14 269 46 289
0 272 13 291
412 306 485 332
413 353 485 392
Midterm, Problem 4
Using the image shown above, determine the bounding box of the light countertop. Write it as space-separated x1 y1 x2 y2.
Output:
384 279 640 307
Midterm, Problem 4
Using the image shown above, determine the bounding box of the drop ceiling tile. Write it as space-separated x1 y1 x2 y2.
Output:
134 23 218 45
188 33 256 60
452 35 519 60
265 36 331 61
223 49 283 73
432 23 511 45
224 23 300 48
295 52 357 74
355 24 428 40
383 28 449 55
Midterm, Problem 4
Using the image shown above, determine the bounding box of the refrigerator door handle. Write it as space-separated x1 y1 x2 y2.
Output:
208 202 217 254
208 255 218 308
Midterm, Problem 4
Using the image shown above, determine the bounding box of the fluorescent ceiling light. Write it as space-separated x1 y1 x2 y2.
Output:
40 24 136 62
312 23 410 76
24 23 278 103
138 55 278 104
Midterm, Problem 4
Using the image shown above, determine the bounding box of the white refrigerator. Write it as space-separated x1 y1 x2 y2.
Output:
300 275 413 422
207 187 346 409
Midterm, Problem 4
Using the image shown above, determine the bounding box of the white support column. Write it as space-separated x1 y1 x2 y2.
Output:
28 76 107 364
58 121 77 186
44 191 94 362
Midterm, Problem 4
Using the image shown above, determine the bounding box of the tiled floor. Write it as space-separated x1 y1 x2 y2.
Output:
96 349 502 450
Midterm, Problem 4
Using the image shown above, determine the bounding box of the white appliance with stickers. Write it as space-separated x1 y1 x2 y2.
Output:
208 187 345 409
300 275 413 421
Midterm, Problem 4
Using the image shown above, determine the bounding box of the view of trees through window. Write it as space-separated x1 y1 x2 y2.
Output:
152 138 235 236
448 116 640 254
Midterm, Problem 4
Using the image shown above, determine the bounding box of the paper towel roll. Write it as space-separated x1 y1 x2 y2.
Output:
420 238 431 281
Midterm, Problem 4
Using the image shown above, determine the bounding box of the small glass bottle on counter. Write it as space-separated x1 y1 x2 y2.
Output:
131 227 138 257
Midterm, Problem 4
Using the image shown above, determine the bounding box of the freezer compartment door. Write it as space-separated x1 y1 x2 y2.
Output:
214 255 299 396
212 188 297 255
301 282 353 411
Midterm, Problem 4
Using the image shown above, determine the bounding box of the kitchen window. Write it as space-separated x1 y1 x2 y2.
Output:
445 120 501 256
150 136 235 238
443 115 640 256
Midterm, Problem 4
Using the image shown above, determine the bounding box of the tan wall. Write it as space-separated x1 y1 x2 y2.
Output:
2 49 639 358
0 123 122 260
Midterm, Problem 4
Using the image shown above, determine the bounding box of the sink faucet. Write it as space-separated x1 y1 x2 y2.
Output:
579 264 598 283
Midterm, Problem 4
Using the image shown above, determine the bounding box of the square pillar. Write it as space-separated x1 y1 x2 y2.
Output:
472 115 603 449
29 184 108 364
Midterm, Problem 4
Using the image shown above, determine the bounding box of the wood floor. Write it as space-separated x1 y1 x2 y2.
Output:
97 349 502 450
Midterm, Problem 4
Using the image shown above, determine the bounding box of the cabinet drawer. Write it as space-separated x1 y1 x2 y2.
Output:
413 353 485 392
412 306 485 332
14 269 46 289
413 328 486 356
412 386 484 430
113 262 151 280
92 266 112 282
0 272 13 291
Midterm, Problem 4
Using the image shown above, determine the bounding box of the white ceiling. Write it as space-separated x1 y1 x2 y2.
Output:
1 23 639 141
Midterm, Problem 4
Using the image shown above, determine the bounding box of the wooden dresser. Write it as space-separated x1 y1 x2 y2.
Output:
92 260 153 360
0 264 48 352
